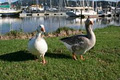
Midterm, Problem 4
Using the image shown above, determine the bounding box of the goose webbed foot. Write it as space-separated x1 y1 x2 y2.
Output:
41 60 47 64
72 53 77 60
80 55 85 60
41 55 47 64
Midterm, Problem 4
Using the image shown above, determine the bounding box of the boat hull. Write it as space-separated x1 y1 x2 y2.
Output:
0 10 22 17
66 11 85 18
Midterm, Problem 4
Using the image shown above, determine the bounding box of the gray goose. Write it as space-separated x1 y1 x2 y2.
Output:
60 17 96 60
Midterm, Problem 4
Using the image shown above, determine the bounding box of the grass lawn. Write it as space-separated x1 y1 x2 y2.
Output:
0 26 120 80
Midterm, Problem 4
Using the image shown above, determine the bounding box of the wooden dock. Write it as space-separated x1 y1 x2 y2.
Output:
19 12 67 17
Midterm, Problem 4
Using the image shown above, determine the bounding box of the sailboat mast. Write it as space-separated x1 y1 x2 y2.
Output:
36 0 39 5
66 0 69 7
8 0 11 5
95 0 97 12
92 0 94 10
76 0 77 7
83 0 84 9
36 0 39 10
116 0 118 8
8 0 11 9
50 0 52 9
63 0 66 7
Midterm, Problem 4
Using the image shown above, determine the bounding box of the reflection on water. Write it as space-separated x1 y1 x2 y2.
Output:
0 16 120 35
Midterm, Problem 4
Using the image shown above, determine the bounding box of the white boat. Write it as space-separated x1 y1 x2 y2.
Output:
0 8 22 17
29 5 44 12
65 0 97 17
66 7 97 17
0 0 21 17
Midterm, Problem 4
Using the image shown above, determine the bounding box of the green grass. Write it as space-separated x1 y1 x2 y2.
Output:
0 26 120 80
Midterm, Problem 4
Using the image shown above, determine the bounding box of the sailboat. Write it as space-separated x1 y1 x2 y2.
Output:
66 0 97 17
0 0 22 17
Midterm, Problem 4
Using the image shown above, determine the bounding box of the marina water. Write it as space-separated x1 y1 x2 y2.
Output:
0 16 120 35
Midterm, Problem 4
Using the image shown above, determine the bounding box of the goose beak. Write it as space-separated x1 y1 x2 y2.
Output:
90 21 93 25
41 27 45 32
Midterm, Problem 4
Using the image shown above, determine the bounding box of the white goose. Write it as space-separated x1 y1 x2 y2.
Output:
28 24 48 64
60 16 96 60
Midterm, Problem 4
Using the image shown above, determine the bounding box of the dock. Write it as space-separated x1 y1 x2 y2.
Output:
18 11 120 18
19 12 67 17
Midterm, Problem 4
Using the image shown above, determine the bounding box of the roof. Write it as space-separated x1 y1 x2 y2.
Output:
0 5 10 8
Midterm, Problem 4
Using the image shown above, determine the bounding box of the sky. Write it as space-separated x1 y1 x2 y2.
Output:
0 0 17 3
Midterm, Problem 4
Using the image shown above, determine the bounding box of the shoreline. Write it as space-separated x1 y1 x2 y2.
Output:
0 28 83 40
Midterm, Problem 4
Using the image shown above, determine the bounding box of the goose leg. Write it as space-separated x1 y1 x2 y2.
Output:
72 53 77 60
41 55 47 64
80 55 85 60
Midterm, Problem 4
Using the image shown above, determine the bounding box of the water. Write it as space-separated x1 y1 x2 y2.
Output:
0 16 120 35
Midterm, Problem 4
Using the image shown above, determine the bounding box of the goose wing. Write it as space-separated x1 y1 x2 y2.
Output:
61 35 89 50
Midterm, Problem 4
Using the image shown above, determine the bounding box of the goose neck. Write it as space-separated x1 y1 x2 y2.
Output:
36 32 42 38
86 25 95 39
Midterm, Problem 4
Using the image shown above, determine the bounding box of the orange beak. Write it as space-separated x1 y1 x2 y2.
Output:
90 21 93 25
41 27 45 32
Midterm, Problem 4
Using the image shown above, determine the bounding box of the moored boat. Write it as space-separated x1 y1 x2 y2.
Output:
66 7 97 18
0 8 22 17
0 1 22 17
